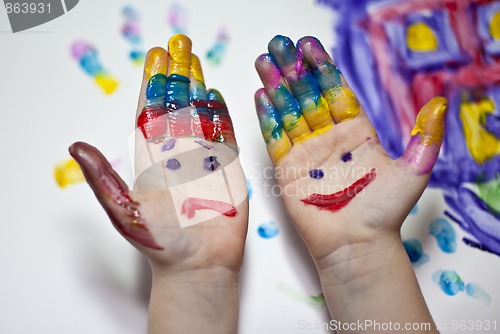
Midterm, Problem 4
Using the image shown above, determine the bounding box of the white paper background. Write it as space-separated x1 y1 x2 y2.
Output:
0 1 498 333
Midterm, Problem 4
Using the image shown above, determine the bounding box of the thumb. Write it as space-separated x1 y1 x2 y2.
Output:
69 142 163 250
400 97 448 175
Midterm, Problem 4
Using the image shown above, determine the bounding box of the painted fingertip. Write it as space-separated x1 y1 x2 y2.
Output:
402 96 448 174
144 47 169 80
411 96 448 145
268 35 297 66
168 34 192 77
297 36 331 65
207 88 227 106
255 53 282 87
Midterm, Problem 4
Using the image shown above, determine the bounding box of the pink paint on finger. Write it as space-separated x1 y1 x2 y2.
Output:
181 197 237 218
301 169 377 212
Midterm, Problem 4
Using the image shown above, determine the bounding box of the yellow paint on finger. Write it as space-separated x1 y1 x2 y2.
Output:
326 87 360 122
301 97 334 130
168 34 192 77
411 96 447 145
460 97 500 164
54 158 85 188
282 114 311 143
269 131 292 164
144 47 169 80
489 12 500 40
190 54 205 82
406 22 438 52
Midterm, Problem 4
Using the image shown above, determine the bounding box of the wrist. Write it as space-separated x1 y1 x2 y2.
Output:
148 266 241 334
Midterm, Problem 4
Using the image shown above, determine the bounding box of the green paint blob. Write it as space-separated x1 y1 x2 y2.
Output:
478 178 500 214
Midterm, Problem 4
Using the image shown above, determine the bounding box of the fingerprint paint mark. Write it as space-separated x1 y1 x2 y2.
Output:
54 158 85 188
257 221 279 239
121 5 145 66
203 156 220 171
465 283 491 305
166 158 181 170
403 239 429 265
71 41 119 95
432 270 465 296
429 217 457 253
277 282 326 309
167 3 188 35
206 27 229 66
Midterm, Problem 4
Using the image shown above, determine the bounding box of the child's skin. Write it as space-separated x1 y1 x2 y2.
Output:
255 35 445 333
71 34 446 333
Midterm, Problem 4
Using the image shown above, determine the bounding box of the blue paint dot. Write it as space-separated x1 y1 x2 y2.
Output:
309 169 324 179
341 152 352 162
403 239 429 265
432 270 465 296
429 217 456 253
166 158 181 170
410 204 418 215
258 221 279 239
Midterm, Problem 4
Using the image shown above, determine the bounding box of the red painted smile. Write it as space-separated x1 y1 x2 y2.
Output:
181 197 237 218
301 169 377 212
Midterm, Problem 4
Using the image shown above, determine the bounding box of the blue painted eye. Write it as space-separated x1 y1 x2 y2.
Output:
341 152 352 162
204 156 220 171
309 169 324 179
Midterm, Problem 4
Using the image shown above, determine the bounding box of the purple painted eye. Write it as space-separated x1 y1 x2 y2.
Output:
309 169 324 179
203 156 220 171
161 138 177 151
341 152 352 162
166 158 181 170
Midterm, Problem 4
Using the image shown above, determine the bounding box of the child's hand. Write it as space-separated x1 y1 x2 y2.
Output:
254 35 446 265
70 35 248 333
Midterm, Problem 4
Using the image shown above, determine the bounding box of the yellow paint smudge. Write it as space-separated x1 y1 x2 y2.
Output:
301 97 333 130
489 12 500 40
459 97 500 164
94 74 119 95
406 22 438 52
54 158 85 188
326 87 360 122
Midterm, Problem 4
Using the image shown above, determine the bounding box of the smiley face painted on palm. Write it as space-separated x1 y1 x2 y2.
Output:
133 35 245 228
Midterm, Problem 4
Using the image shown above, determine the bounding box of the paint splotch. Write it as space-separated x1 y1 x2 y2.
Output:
432 270 465 296
257 221 279 239
71 40 119 95
54 158 85 188
465 283 491 305
121 5 145 66
403 239 429 265
206 27 229 66
167 3 188 35
429 217 457 253
277 282 326 309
